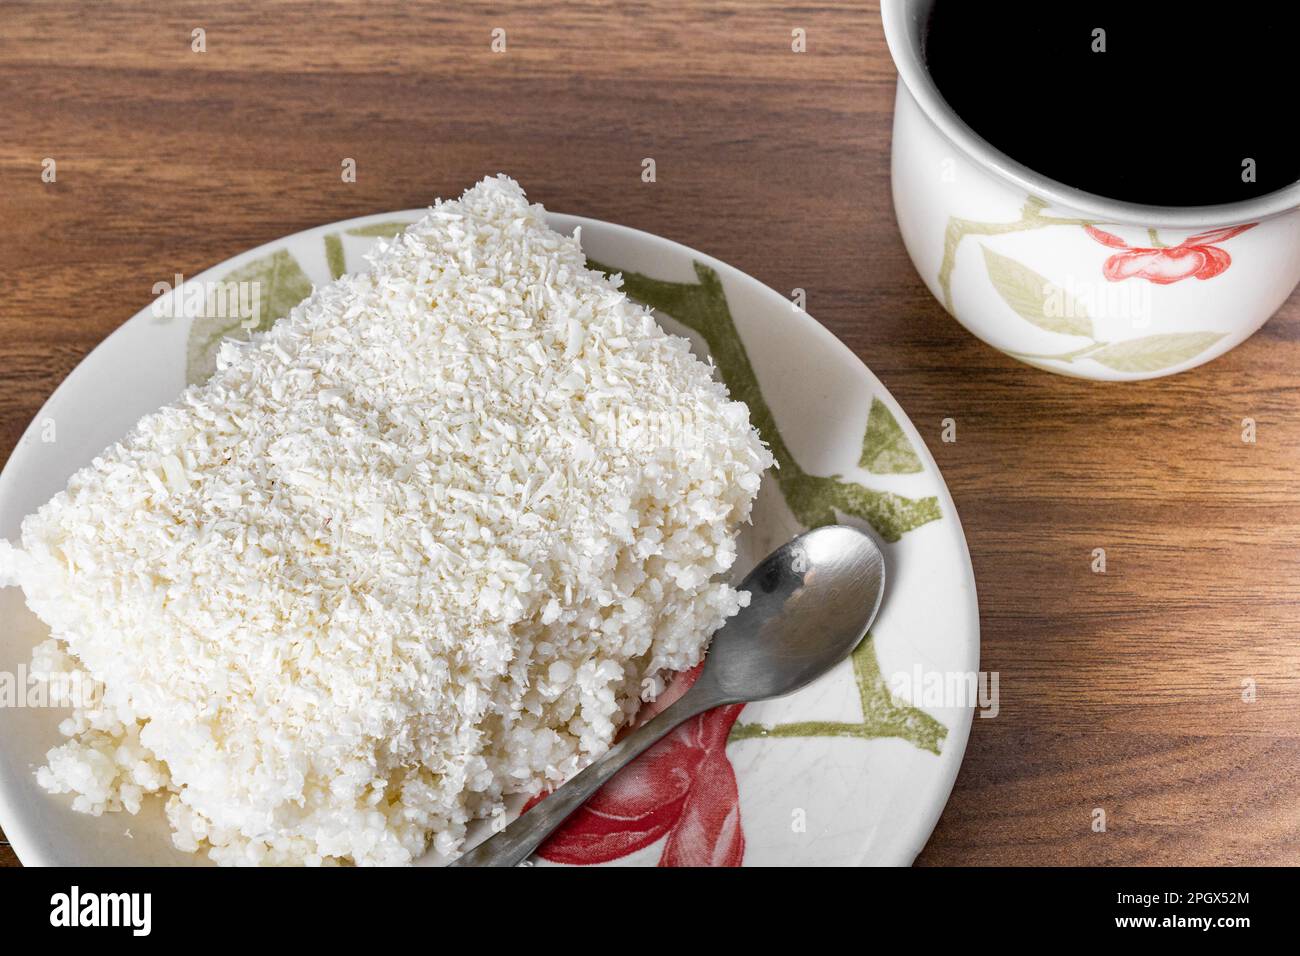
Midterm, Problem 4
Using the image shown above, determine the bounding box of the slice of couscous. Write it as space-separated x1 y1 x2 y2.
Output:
0 176 771 866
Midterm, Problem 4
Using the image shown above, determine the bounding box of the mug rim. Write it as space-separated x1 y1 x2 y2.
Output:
881 0 1300 229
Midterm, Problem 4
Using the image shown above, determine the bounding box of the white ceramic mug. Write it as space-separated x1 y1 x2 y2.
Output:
882 0 1300 380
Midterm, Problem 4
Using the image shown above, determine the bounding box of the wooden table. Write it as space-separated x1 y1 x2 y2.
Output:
2 0 1297 867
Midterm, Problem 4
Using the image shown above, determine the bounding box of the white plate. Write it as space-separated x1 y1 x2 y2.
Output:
0 209 979 866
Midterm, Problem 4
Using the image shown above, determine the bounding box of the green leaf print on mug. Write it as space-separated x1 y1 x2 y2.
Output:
940 197 1230 374
1088 332 1225 373
981 246 1092 338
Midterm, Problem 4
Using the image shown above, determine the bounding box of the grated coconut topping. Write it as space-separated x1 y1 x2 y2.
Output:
0 176 771 866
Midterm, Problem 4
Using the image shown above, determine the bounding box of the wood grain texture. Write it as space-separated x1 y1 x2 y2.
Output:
1 0 1298 867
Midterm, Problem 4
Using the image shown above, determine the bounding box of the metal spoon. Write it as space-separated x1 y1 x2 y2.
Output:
451 524 886 867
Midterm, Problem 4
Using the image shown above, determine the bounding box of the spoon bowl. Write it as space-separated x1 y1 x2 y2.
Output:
692 524 886 704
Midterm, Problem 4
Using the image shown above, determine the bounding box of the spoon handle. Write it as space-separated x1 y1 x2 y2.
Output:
451 689 714 867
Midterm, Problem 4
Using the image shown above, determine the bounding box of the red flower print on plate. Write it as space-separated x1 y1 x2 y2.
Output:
1084 223 1256 284
526 663 746 867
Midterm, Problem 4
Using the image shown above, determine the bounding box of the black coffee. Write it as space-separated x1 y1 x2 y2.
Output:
924 2 1300 206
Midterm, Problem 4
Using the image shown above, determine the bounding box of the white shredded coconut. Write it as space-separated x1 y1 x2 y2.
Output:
0 176 771 866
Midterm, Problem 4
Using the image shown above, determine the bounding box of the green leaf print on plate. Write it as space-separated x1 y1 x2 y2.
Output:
861 397 924 475
185 250 313 386
344 221 411 239
324 234 346 280
730 633 945 754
